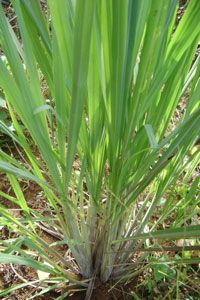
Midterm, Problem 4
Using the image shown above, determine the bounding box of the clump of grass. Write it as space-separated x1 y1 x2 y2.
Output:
0 0 199 299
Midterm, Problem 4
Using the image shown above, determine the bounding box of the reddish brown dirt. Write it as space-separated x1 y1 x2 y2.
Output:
67 279 140 300
68 288 122 300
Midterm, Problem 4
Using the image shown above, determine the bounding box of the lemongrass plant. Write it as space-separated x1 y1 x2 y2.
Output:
0 0 200 298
